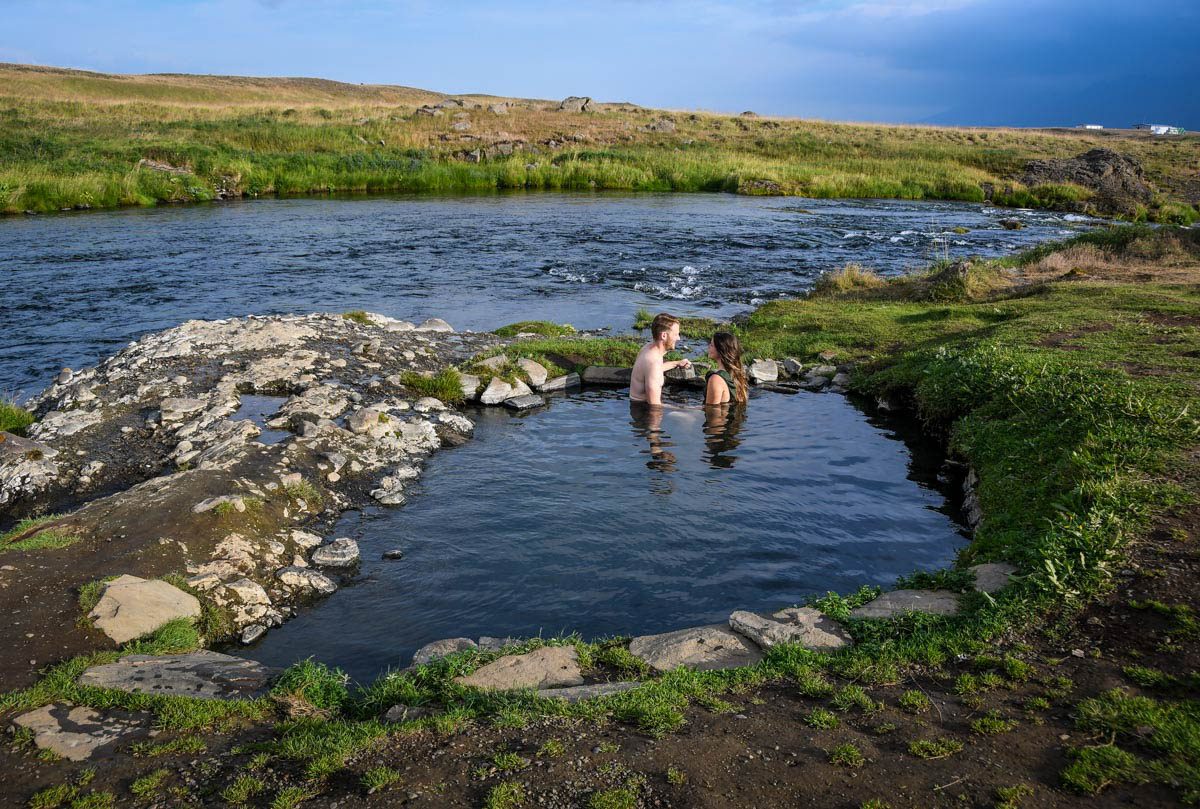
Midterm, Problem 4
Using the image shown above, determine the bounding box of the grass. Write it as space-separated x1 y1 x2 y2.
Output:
828 742 866 768
484 781 526 809
2 65 1197 222
360 766 402 793
471 336 642 379
972 710 1018 736
0 397 34 434
587 787 638 809
0 514 77 554
270 659 351 714
220 774 266 804
897 689 932 714
493 320 576 338
275 478 325 512
632 308 730 340
399 369 464 404
129 769 170 799
341 310 372 325
805 707 840 729
908 737 964 759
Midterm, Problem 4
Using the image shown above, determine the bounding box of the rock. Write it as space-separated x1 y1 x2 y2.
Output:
384 704 433 723
1022 148 1153 216
581 366 632 386
452 120 471 132
645 118 677 133
479 377 513 405
453 646 584 691
291 530 323 550
536 681 641 703
538 373 581 393
0 432 60 509
413 396 446 412
557 96 592 113
729 608 852 651
225 577 270 605
78 651 277 699
999 218 1024 230
487 102 510 115
160 397 207 422
347 407 391 438
516 358 549 387
275 566 338 595
748 359 778 384
311 538 360 567
382 549 405 560
664 364 696 383
29 408 101 439
629 625 763 672
412 637 478 666
477 636 521 651
192 494 245 514
782 358 804 377
477 355 509 371
802 376 829 390
415 318 453 332
12 704 151 761
969 562 1018 594
848 590 962 619
504 394 545 411
241 624 267 644
831 372 851 387
88 575 202 644
458 374 481 400
809 364 837 377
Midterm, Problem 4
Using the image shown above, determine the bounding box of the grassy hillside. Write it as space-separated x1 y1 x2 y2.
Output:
2 62 1198 220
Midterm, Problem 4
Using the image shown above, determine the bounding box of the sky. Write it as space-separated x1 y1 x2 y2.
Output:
2 0 1197 128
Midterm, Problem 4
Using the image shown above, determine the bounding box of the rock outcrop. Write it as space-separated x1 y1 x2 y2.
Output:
1022 148 1154 216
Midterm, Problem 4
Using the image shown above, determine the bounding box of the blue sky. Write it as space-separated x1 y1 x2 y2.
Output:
2 0 1197 127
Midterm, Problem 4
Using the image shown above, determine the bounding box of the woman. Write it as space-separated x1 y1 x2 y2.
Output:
704 331 749 406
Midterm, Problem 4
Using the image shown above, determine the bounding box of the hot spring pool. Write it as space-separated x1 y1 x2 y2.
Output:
243 387 968 682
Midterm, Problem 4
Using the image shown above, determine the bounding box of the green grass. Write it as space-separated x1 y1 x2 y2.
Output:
129 734 207 758
908 737 964 759
129 769 170 799
0 515 76 554
898 689 932 714
484 781 526 809
972 710 1018 736
342 310 372 325
275 478 325 511
220 774 266 805
473 336 642 377
493 320 577 338
360 765 402 793
587 787 638 809
0 398 34 434
270 659 350 713
829 742 866 768
399 369 464 404
805 707 840 729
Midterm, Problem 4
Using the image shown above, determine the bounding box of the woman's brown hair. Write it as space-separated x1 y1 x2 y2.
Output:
712 331 748 403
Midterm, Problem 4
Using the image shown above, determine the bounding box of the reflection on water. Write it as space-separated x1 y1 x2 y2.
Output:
243 387 970 683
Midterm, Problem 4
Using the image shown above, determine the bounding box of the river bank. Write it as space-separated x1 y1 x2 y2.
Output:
0 226 1197 807
3 63 1198 223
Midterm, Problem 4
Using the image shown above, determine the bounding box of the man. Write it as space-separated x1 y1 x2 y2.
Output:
629 312 691 406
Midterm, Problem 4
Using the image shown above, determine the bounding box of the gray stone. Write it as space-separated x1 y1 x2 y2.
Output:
160 397 207 422
970 562 1019 594
536 681 641 703
192 494 245 514
382 549 405 560
78 651 277 700
240 624 267 644
748 360 778 384
782 358 804 377
629 624 763 672
453 646 584 691
558 96 592 113
504 394 545 411
664 364 696 382
12 704 151 761
809 364 838 378
477 355 509 371
488 102 510 115
0 431 58 462
383 704 433 723
275 566 338 595
415 318 453 332
848 590 962 619
729 608 853 651
516 358 549 387
479 377 513 405
88 575 202 644
413 396 446 412
831 372 851 387
538 373 581 393
412 637 478 666
477 636 521 651
311 537 360 567
801 376 829 390
458 373 481 400
581 366 632 386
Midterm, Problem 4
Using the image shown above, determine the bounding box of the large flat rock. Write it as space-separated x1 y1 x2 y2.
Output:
78 651 278 700
729 608 853 651
453 646 584 691
536 681 641 703
581 366 632 386
412 637 478 667
848 589 961 619
970 562 1019 594
88 574 202 644
12 703 151 761
629 624 763 672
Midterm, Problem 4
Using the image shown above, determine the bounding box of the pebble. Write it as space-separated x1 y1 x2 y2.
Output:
382 549 404 560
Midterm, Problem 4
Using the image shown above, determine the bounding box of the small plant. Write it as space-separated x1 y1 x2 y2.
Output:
484 781 526 809
994 783 1034 809
278 478 324 510
130 769 170 799
220 775 266 805
832 684 879 713
972 710 1018 736
271 659 350 713
861 801 892 809
1061 745 1146 795
908 737 964 759
829 742 866 768
538 739 565 758
666 766 686 785
1 515 76 555
360 765 401 793
794 668 835 698
400 369 464 403
493 320 577 338
587 787 638 809
130 733 207 758
595 741 620 754
898 689 932 714
873 722 898 735
1023 696 1051 712
492 751 530 772
0 397 34 434
342 310 373 325
805 708 839 729
270 786 316 809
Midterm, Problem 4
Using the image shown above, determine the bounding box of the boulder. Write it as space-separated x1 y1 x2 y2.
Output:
477 636 521 651
477 355 509 371
516 358 549 387
347 407 391 438
415 318 453 333
969 562 1018 594
628 624 763 672
557 96 592 113
1022 148 1153 216
453 646 584 691
831 372 851 387
538 373 581 393
748 360 778 384
729 608 852 651
383 704 433 723
536 681 641 703
78 651 277 700
413 396 446 412
645 118 677 133
488 102 510 115
160 397 207 422
802 376 829 390
411 637 478 666
88 575 202 644
11 704 151 761
782 358 804 377
479 377 513 405
458 373 481 400
311 538 360 567
504 394 545 411
581 366 632 386
275 566 338 595
848 590 961 619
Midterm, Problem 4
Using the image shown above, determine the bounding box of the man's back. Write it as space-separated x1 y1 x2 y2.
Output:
629 342 661 403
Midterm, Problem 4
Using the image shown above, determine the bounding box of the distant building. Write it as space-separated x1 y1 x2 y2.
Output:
1134 123 1186 135
1078 124 1104 130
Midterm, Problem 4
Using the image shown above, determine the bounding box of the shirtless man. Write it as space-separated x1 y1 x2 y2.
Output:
629 313 691 405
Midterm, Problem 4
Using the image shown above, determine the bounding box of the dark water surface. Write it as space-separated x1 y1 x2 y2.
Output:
244 388 968 683
2 193 1098 396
